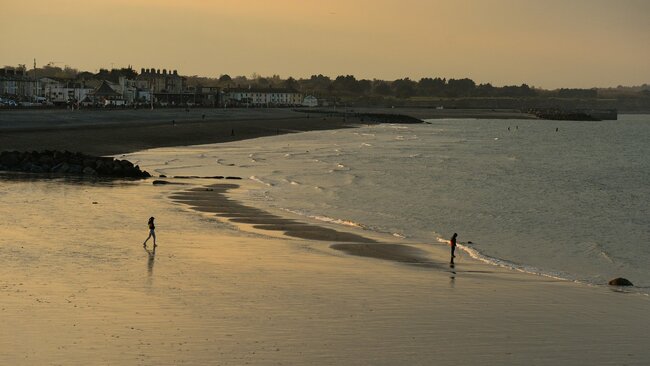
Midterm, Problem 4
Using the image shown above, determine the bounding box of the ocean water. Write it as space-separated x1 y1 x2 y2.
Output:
135 114 650 292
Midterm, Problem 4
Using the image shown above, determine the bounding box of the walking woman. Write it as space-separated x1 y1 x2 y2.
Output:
143 216 156 247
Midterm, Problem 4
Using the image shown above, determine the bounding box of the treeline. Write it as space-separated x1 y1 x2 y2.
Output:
195 74 612 99
16 64 647 100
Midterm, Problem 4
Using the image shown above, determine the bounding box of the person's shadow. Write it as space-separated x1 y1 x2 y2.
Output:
144 246 156 277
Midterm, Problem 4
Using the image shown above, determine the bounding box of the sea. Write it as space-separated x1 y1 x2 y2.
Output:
135 114 650 293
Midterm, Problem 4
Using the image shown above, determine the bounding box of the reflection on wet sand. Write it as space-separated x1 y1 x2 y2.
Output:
330 243 438 265
170 184 376 244
144 246 156 276
168 184 449 267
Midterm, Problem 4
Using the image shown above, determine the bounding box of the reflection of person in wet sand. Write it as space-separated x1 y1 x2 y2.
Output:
145 245 156 276
143 216 156 247
450 233 458 263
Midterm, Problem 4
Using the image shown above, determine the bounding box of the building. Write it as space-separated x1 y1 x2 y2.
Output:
39 77 94 105
302 95 318 107
224 87 303 107
0 67 36 100
137 68 195 105
89 80 125 106
196 86 221 107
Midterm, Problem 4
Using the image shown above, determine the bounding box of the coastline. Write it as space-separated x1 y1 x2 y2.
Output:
1 111 649 364
0 109 361 156
0 107 538 156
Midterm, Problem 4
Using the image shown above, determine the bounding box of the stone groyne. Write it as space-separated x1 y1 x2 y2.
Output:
0 150 151 178
295 109 424 124
528 108 618 121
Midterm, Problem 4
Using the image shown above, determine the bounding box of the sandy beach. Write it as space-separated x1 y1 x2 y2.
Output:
1 110 649 365
0 108 537 155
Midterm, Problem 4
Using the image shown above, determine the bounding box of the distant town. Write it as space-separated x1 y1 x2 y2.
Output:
1 63 649 112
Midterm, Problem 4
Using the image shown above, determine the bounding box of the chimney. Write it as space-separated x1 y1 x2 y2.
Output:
141 68 145 74
173 70 178 75
157 69 160 75
163 69 167 75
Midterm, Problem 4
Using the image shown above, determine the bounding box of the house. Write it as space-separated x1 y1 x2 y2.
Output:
302 95 318 107
39 77 94 105
90 80 125 106
196 86 221 107
0 67 36 100
137 68 194 105
224 87 303 107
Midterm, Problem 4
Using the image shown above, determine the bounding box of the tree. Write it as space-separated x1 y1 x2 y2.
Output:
392 78 417 98
417 77 446 96
283 77 298 90
218 74 232 82
373 81 392 96
446 78 476 97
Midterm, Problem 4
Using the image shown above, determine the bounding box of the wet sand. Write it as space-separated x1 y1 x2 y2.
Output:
0 109 361 156
1 176 649 365
0 107 536 156
1 110 649 365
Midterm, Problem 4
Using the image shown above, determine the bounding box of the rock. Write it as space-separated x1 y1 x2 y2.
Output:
0 151 19 166
68 164 84 174
0 150 150 179
152 180 171 185
119 159 134 169
82 158 96 168
83 167 97 175
225 176 242 180
30 165 45 173
608 278 633 286
159 174 167 178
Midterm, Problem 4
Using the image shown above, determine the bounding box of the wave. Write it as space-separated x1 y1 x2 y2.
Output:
249 176 273 187
436 235 574 282
280 208 366 229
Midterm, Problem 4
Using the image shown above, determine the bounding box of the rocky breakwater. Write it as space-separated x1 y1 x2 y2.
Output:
0 150 151 179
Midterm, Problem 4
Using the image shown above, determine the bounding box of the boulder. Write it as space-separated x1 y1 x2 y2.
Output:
68 164 84 174
52 162 70 173
608 278 633 286
82 167 97 175
119 159 134 169
0 150 150 179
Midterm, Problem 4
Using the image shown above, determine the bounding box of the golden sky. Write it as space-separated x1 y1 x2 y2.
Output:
1 0 648 88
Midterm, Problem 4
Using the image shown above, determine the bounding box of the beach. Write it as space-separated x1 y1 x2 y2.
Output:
1 109 649 365
0 108 538 155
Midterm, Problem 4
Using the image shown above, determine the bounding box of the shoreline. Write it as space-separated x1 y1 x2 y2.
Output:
0 113 361 156
1 138 649 364
0 108 537 156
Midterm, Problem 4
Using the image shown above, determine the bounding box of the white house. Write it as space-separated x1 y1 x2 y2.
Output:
225 87 302 107
39 77 94 105
302 95 318 107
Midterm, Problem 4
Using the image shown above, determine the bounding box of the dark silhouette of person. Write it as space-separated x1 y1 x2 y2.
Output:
450 233 458 262
143 216 156 247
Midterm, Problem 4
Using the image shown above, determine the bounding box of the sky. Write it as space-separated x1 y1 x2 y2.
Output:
1 0 649 88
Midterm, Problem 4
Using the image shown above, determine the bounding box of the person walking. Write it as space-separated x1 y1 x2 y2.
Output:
450 233 458 262
143 216 156 247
